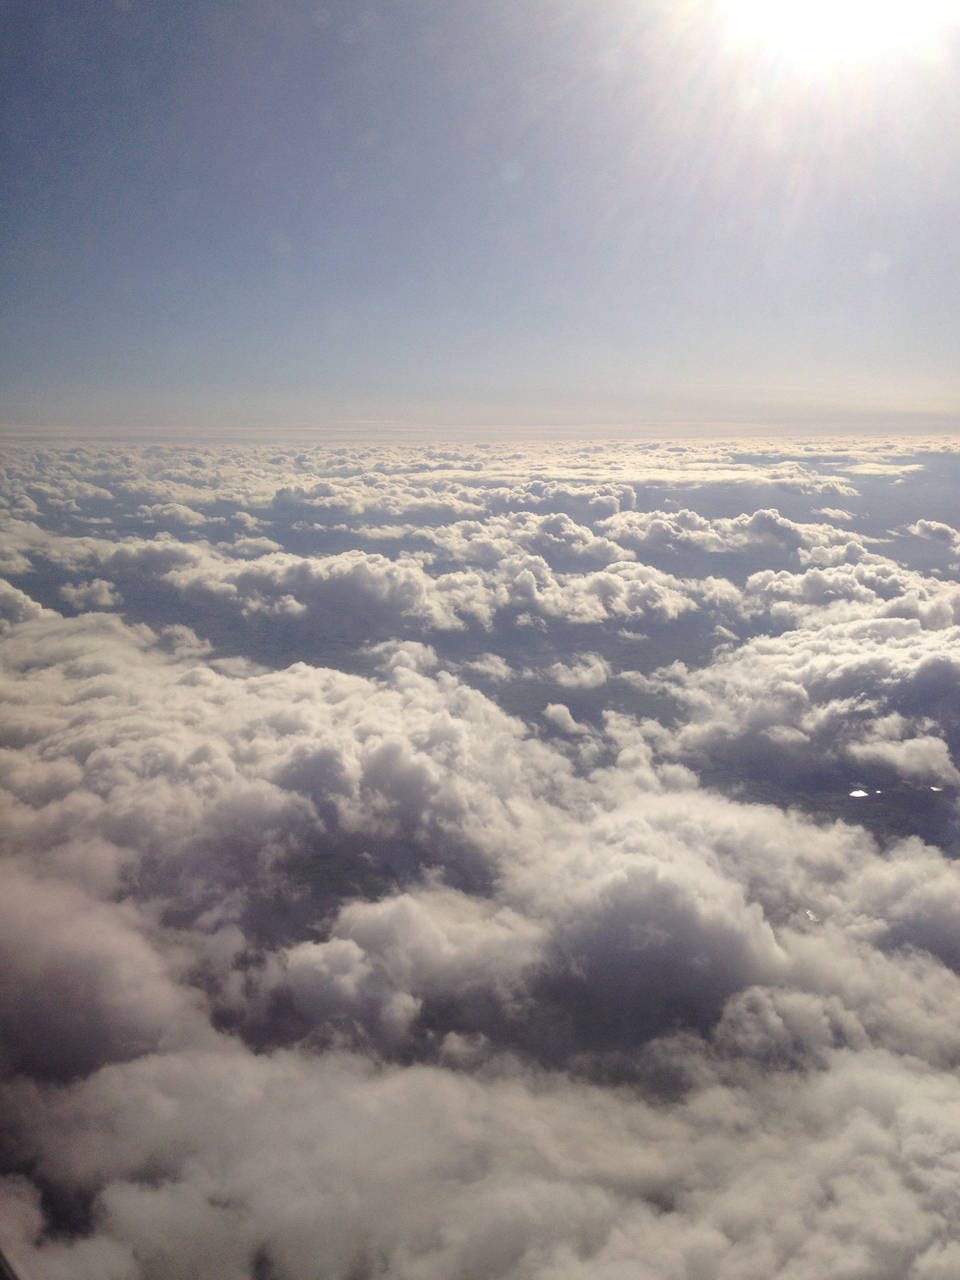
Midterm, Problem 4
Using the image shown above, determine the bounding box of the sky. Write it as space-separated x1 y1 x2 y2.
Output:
5 435 960 1278
2 0 960 434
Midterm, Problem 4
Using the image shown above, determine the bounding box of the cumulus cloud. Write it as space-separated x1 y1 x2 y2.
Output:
545 653 612 688
847 731 960 786
4 437 960 1278
597 506 865 566
543 702 589 735
0 579 48 632
60 578 123 609
908 518 960 550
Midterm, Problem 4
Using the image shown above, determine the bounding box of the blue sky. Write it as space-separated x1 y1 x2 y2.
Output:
3 0 959 432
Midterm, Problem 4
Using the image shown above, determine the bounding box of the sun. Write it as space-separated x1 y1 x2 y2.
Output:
719 0 955 69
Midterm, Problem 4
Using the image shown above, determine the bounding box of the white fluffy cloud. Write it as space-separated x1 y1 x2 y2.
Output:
4 437 960 1279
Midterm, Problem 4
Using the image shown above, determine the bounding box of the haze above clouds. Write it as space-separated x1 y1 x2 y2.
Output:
3 436 960 1279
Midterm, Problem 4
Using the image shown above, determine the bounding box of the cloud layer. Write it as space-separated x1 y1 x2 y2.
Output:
2 435 960 1279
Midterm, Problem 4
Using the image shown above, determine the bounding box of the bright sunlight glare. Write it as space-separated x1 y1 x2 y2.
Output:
720 0 955 68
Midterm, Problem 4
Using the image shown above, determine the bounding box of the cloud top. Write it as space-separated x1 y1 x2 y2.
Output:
3 437 960 1278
